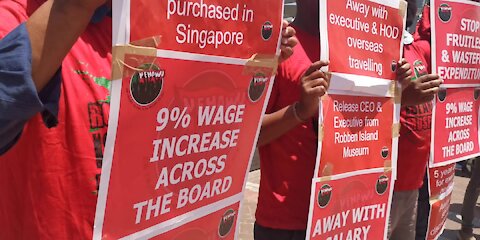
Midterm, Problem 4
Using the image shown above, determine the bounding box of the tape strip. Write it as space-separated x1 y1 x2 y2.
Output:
319 175 332 182
392 123 400 138
111 45 158 80
129 36 162 48
395 83 402 104
318 124 324 142
384 160 392 169
399 0 408 18
320 162 333 180
244 53 279 76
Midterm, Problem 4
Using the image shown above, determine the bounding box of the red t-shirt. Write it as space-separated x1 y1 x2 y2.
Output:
0 1 111 238
395 7 432 191
256 26 319 230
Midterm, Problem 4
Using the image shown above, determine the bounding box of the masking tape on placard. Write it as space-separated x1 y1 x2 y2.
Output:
318 124 324 142
399 0 408 19
384 160 392 169
319 163 334 181
395 83 402 104
319 176 332 182
112 45 158 80
129 36 162 48
244 53 279 76
392 123 400 138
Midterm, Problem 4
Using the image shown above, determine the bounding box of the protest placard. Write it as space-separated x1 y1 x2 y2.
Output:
426 164 455 240
316 94 396 177
431 87 480 166
430 0 480 166
306 1 406 238
431 0 480 87
319 0 406 96
306 169 393 240
94 0 283 238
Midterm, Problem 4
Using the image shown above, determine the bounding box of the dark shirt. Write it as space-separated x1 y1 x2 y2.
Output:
0 23 60 154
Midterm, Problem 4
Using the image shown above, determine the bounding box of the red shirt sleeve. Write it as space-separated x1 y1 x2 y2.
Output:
0 0 29 39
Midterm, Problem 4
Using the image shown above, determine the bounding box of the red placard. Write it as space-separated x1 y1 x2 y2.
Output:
425 164 455 240
150 202 240 240
129 0 283 59
431 0 480 86
426 195 453 240
428 163 455 198
431 88 480 166
99 0 283 238
94 53 274 238
320 0 405 81
306 170 393 240
316 94 395 177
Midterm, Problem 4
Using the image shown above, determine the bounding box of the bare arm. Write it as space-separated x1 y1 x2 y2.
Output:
257 61 330 147
26 0 106 91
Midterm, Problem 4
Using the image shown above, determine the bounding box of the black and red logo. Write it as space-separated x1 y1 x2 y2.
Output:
438 88 447 102
248 73 268 102
391 60 397 72
218 209 236 238
438 3 452 23
130 63 164 107
381 146 389 159
376 175 389 195
317 184 333 208
261 21 273 41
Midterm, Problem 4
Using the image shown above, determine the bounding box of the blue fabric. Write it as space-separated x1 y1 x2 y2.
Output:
0 23 61 155
91 4 111 23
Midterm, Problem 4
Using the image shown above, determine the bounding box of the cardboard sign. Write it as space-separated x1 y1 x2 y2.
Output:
316 94 396 177
431 0 480 87
306 169 393 240
306 1 406 238
424 164 455 240
431 88 480 166
129 0 283 59
94 0 283 238
319 0 406 96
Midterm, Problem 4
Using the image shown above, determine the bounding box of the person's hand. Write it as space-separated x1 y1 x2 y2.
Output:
402 74 443 106
395 59 412 83
396 59 443 106
296 60 330 120
279 20 298 63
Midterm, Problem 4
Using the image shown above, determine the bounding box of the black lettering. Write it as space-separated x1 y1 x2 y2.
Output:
88 102 107 129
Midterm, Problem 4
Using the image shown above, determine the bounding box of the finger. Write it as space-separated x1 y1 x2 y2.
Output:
280 46 293 60
398 69 413 82
419 79 443 90
418 74 441 83
308 85 328 97
397 58 408 67
282 26 296 38
421 87 441 96
304 60 330 76
281 20 289 29
396 62 411 75
281 35 297 47
305 69 327 81
282 35 298 48
305 78 329 90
